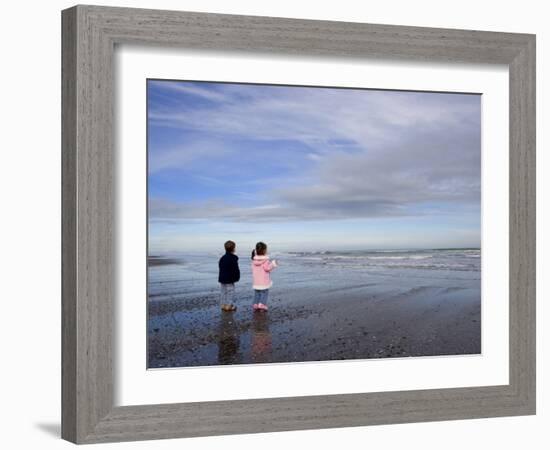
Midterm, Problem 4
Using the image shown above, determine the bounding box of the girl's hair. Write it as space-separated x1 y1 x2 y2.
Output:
251 241 267 259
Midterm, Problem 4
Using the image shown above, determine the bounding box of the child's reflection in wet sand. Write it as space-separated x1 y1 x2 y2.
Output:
217 312 241 365
251 312 272 364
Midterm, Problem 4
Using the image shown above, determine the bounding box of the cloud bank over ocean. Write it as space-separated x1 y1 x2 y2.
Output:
147 80 481 252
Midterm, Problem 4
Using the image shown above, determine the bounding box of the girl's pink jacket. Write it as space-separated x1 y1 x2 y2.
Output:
251 255 277 290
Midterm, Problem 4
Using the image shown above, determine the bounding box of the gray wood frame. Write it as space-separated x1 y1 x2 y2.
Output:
62 4 536 444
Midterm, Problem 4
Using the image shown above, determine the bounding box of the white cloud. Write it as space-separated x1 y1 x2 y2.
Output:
148 82 480 224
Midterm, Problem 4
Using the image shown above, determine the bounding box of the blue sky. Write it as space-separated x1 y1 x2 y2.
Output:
147 80 481 253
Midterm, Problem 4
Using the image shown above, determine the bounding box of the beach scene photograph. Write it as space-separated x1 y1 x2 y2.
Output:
147 79 481 369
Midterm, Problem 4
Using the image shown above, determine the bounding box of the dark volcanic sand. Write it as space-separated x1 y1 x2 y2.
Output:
147 283 481 368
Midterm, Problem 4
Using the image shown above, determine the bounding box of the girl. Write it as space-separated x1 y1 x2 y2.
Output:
251 242 277 311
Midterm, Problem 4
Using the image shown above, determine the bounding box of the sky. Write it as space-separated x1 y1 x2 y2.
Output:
147 79 481 253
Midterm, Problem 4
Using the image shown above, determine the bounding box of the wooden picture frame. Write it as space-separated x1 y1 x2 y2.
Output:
61 4 536 444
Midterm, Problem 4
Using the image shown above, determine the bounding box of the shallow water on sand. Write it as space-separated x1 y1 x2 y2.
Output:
147 249 481 368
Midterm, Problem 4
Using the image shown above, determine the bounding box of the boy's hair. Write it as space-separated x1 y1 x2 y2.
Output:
251 241 267 259
224 240 236 253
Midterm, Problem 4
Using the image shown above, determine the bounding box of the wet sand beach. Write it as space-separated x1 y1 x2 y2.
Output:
147 249 481 368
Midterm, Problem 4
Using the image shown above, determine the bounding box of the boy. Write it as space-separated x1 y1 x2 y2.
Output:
218 240 240 311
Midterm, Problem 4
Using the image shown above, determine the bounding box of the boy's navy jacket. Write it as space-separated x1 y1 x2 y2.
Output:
218 252 240 284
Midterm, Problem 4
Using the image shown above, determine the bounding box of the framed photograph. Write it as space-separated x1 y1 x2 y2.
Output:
62 5 536 444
